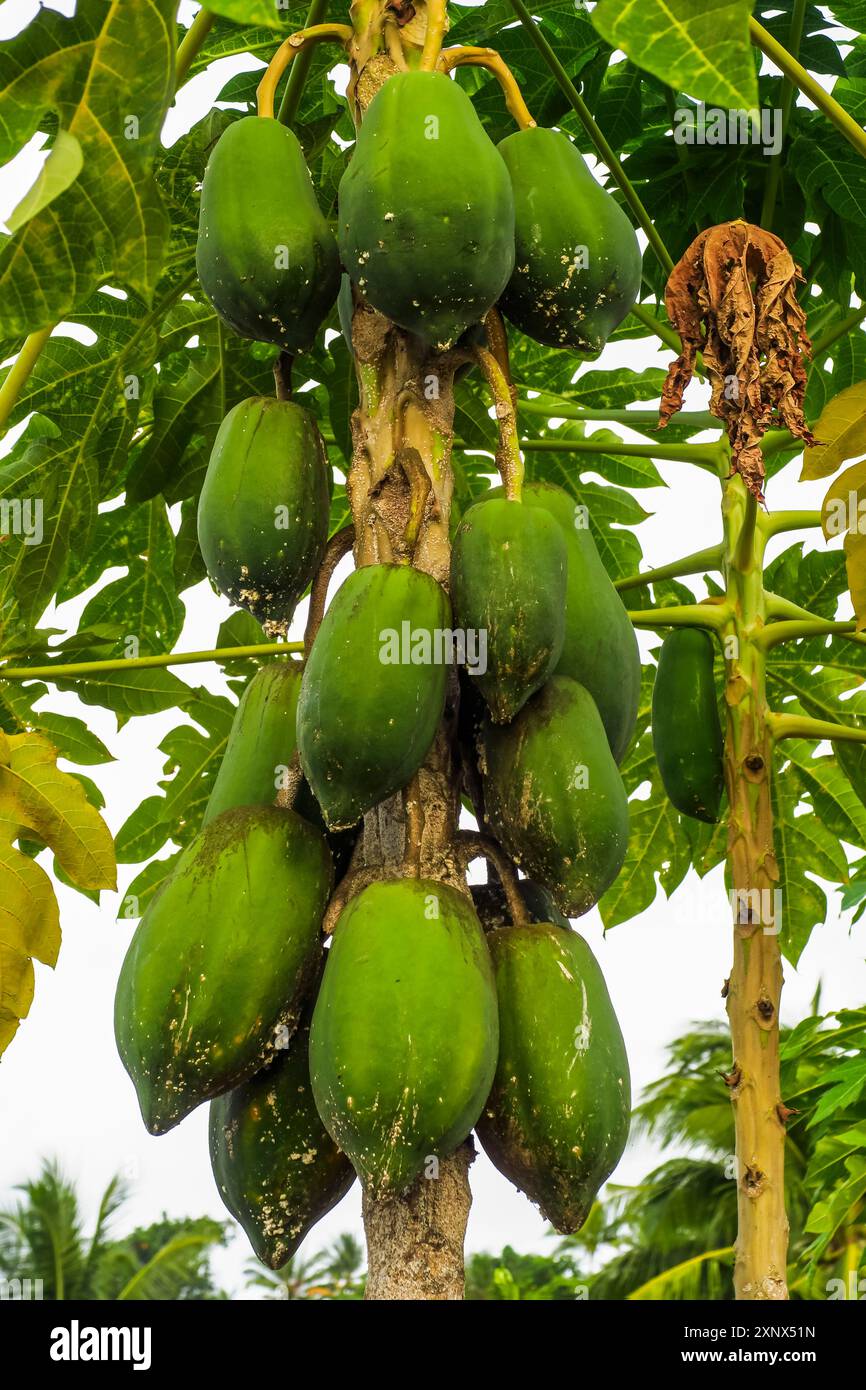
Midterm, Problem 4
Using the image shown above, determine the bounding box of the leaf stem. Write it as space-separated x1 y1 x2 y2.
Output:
257 25 353 119
0 327 53 434
615 545 724 592
471 345 524 499
758 0 806 230
627 602 730 631
629 301 682 353
175 6 216 87
438 47 535 129
811 305 866 359
519 398 718 431
518 436 720 468
759 617 863 650
419 0 449 72
507 0 674 276
278 0 330 125
0 643 304 682
768 711 866 744
759 509 822 537
750 18 866 161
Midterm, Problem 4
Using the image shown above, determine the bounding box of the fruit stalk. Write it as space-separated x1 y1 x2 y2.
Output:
722 477 788 1300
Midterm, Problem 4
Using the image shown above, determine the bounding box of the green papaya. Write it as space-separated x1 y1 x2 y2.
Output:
490 481 640 763
197 397 330 629
652 627 724 823
297 563 450 829
477 923 630 1231
196 116 340 352
479 676 629 917
450 498 567 723
337 71 515 348
115 805 332 1134
209 962 355 1269
498 127 642 356
204 661 302 825
310 879 498 1196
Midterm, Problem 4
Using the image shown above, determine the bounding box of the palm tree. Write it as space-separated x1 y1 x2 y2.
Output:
245 1233 366 1299
0 1160 227 1299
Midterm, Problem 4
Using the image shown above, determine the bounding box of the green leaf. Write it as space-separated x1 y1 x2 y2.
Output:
77 501 185 655
117 851 181 921
591 0 758 112
204 0 299 27
33 714 113 767
53 668 195 727
0 0 177 334
771 764 849 966
6 129 83 233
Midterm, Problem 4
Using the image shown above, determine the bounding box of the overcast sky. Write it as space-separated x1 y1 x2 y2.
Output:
0 0 863 1298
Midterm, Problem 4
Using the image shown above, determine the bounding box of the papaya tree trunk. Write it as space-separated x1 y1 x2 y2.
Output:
362 1143 475 1299
722 480 789 1299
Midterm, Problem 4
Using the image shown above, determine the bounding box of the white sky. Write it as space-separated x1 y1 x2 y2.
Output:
0 0 864 1298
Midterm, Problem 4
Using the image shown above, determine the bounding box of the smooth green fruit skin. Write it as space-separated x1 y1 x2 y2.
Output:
480 676 629 917
114 805 333 1135
498 127 642 356
209 964 355 1269
310 879 498 1196
337 71 515 348
652 627 724 823
197 397 330 628
451 498 567 723
500 481 640 764
477 923 631 1232
196 116 340 352
204 661 302 825
297 564 450 829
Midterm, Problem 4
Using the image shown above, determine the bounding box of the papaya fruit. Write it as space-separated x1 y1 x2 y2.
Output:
652 627 724 823
196 115 340 352
479 675 629 917
297 563 450 829
204 660 302 825
310 878 498 1196
337 71 515 348
114 805 332 1134
498 127 642 356
489 481 640 763
477 923 630 1231
197 397 330 629
450 498 567 723
209 961 354 1269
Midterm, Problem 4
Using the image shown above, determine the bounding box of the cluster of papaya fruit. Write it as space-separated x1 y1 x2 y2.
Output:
112 61 647 1267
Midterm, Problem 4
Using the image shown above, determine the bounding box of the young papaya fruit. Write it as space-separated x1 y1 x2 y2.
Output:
196 116 340 352
309 879 498 1196
209 960 355 1269
203 660 302 825
652 627 724 823
492 481 640 763
114 805 332 1134
297 563 450 829
498 127 642 356
450 497 567 723
338 71 515 348
477 923 631 1232
197 397 330 630
479 675 629 917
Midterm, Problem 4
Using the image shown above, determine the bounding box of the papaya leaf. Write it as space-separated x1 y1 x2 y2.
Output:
77 501 185 656
33 715 113 768
6 128 83 233
203 0 300 27
802 380 866 480
0 728 116 1055
770 763 848 966
117 850 181 922
844 528 866 632
591 0 758 113
52 668 195 727
0 0 176 335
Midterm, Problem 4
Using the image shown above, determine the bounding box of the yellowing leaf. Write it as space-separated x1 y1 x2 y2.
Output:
821 458 866 540
845 529 866 632
802 381 866 481
0 731 116 1057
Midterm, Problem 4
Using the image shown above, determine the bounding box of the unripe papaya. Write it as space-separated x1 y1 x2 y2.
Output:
196 116 340 352
337 71 515 348
652 628 724 823
114 805 332 1134
477 923 631 1231
204 661 302 825
297 564 450 829
197 397 330 629
209 963 355 1269
494 481 640 763
309 879 498 1196
450 498 567 723
479 676 629 916
498 127 642 355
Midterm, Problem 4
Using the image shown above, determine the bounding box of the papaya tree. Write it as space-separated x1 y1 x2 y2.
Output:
1 0 866 1304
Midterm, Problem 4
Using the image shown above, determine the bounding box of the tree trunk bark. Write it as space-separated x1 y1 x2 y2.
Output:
363 1142 475 1299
